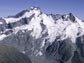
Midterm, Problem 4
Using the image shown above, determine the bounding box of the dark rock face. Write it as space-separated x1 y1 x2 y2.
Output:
50 13 76 24
7 18 30 29
72 35 84 63
8 10 29 18
72 51 83 63
45 35 84 63
0 18 7 32
76 35 84 57
69 13 75 22
45 38 75 63
0 44 31 63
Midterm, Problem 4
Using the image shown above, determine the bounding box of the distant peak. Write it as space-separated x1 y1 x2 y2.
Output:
68 13 73 15
61 13 76 22
30 6 40 10
68 13 76 22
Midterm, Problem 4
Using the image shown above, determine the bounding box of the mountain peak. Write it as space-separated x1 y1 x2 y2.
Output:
30 6 40 10
68 13 75 22
7 6 41 18
60 13 76 22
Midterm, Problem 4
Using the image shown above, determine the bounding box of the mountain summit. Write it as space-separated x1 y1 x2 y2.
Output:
0 7 84 63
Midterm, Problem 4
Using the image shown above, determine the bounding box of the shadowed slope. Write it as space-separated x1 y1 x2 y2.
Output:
0 44 31 63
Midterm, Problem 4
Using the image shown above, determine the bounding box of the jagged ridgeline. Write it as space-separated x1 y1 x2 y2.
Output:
0 6 84 63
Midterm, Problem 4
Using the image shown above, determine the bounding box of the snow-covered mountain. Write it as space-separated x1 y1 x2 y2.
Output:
0 6 84 63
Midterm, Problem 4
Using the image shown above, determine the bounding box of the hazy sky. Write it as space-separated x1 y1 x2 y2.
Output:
0 0 84 20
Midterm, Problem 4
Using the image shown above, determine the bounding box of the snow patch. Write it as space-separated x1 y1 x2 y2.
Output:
0 34 7 40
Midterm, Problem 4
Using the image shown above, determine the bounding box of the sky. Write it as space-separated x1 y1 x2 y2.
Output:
0 0 84 20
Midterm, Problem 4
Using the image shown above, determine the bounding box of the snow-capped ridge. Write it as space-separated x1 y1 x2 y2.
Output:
4 6 41 24
1 7 84 44
0 7 84 56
